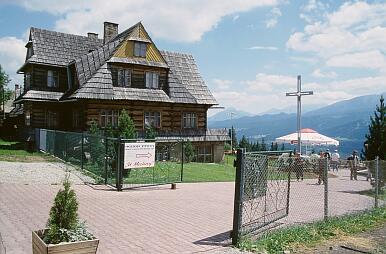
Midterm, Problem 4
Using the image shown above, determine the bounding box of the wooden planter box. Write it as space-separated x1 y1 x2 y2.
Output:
32 229 99 254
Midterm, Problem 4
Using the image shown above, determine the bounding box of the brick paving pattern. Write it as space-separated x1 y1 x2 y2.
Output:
0 162 377 254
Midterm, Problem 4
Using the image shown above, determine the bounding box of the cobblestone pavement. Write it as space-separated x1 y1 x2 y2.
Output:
0 161 95 185
0 163 377 254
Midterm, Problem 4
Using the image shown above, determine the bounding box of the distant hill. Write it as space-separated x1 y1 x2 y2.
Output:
208 93 385 156
208 107 253 122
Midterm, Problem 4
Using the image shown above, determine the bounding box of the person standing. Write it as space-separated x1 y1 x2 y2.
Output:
348 150 359 180
331 149 340 172
317 151 326 185
294 152 304 181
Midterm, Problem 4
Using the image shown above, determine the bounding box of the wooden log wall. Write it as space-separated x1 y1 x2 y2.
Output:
85 101 208 131
24 65 68 92
109 63 168 90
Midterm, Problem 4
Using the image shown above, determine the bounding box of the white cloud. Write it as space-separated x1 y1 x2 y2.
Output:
265 7 282 28
287 2 386 58
0 37 25 87
212 79 233 90
247 46 278 50
212 72 386 114
289 56 318 64
11 0 279 42
311 68 337 78
326 50 386 71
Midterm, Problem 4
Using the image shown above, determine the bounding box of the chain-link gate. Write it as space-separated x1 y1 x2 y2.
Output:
232 149 293 244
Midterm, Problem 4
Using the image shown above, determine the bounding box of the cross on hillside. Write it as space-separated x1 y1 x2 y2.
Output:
286 75 313 154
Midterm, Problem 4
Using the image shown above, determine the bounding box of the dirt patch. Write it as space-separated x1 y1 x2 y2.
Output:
294 225 386 253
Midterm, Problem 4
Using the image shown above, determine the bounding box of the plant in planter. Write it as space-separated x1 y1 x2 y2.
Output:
32 175 99 254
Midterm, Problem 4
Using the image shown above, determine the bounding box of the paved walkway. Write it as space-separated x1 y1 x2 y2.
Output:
0 162 377 254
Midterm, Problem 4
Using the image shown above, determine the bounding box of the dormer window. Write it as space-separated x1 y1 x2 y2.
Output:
27 46 33 59
47 70 58 88
134 42 147 57
112 67 131 87
145 72 159 89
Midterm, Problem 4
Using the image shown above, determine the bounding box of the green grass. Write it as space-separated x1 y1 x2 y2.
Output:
0 139 18 146
358 188 386 201
239 207 386 254
0 139 58 162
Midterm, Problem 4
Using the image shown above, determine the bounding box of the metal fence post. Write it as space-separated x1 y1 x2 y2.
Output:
286 153 292 215
104 135 108 185
181 140 184 182
375 156 379 208
116 137 122 191
81 132 84 170
324 157 329 220
232 149 244 246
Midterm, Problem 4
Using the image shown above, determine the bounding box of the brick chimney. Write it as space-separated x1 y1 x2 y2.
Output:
103 22 118 44
87 32 98 40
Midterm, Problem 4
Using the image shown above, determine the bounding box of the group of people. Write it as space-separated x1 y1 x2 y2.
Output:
292 149 361 184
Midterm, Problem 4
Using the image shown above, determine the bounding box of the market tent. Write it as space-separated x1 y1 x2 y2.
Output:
275 128 339 146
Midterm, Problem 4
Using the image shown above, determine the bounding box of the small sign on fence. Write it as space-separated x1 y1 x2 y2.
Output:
123 142 156 169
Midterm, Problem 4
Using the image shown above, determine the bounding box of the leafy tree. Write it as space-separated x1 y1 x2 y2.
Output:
183 139 195 163
362 96 386 160
89 120 99 135
0 64 11 106
224 142 231 151
118 109 136 139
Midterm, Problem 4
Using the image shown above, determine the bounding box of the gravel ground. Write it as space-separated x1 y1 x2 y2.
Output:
0 161 94 184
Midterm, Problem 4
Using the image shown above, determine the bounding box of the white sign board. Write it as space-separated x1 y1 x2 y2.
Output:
123 142 156 169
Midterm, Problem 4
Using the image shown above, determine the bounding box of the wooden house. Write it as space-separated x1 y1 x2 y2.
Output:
14 22 229 162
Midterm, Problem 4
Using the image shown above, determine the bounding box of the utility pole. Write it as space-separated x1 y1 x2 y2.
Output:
230 112 236 153
286 75 313 155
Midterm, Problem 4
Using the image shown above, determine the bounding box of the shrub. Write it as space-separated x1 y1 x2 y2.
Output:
44 175 95 244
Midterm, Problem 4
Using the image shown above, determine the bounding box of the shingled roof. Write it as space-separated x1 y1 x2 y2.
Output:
17 23 218 105
22 27 103 68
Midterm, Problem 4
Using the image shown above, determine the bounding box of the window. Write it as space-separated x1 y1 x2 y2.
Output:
144 112 161 128
47 70 58 88
134 42 147 57
72 110 81 129
183 113 197 128
100 110 119 127
196 145 213 163
46 110 58 129
117 69 131 87
145 72 159 89
25 73 31 89
25 110 31 126
27 47 33 59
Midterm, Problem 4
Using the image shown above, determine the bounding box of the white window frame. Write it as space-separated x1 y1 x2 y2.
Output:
117 68 131 87
145 72 159 89
47 70 58 88
100 110 119 128
144 112 161 128
25 72 31 89
25 110 31 126
134 42 147 57
183 112 197 129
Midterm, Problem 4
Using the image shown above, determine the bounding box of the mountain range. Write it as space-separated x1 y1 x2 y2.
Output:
208 93 386 156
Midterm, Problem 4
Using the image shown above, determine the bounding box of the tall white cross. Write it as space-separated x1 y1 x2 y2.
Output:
286 75 313 154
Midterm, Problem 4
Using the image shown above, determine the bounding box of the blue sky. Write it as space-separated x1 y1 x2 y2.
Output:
0 0 385 115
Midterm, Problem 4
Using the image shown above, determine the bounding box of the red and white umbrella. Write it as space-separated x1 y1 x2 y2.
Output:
275 128 339 146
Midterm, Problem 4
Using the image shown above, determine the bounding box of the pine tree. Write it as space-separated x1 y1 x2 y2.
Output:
118 109 137 139
261 138 267 151
239 135 249 150
280 143 285 151
145 125 157 139
89 120 99 135
184 139 195 163
363 96 386 160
